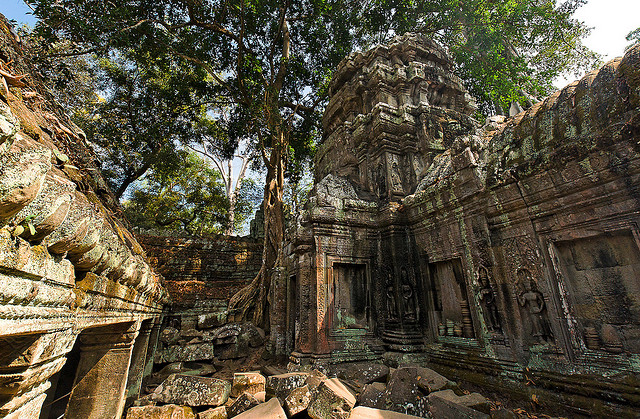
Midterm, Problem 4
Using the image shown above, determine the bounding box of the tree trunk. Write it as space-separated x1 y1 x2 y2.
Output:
228 130 286 329
225 192 236 236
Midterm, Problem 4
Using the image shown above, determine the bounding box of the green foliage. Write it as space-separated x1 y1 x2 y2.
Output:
123 152 254 235
627 27 640 50
76 54 216 198
28 0 599 242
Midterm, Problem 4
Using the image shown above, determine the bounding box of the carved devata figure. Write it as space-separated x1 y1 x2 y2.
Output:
386 270 399 322
516 268 553 344
477 266 502 334
401 267 417 322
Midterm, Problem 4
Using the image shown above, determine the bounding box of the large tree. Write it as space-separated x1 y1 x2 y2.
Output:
29 0 597 328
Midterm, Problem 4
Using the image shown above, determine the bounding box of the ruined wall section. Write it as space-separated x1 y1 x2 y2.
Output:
285 33 640 415
0 15 168 418
139 234 262 315
402 44 640 414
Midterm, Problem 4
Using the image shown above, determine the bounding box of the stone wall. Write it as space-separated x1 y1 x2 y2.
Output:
138 233 263 365
282 33 640 416
0 15 168 418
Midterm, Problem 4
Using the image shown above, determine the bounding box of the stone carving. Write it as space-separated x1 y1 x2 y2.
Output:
477 266 501 334
386 273 399 322
516 268 552 344
400 268 417 322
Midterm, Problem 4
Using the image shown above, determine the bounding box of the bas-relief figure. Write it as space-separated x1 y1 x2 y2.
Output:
477 266 502 334
401 267 417 322
516 268 553 344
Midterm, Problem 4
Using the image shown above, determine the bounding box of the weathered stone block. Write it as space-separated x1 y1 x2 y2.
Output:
254 391 266 402
227 391 259 417
348 406 423 419
427 389 490 414
198 406 227 419
373 367 429 417
231 371 266 397
266 372 310 401
198 312 227 329
284 384 312 416
152 374 230 407
125 404 196 419
427 390 489 419
357 382 386 407
414 367 456 394
156 342 215 363
332 363 389 385
231 397 287 419
308 378 356 419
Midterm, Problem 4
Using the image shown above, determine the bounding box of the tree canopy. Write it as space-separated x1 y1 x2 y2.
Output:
123 152 259 235
28 0 599 327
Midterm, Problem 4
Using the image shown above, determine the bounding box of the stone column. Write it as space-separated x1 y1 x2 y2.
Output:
125 319 154 407
269 267 288 355
141 315 163 389
0 328 77 419
65 321 139 419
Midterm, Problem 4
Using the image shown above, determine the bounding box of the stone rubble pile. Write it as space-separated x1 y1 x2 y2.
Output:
126 360 522 419
154 322 266 364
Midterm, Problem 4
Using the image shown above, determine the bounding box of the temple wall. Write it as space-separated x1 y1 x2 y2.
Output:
283 34 640 416
0 15 167 417
138 234 262 326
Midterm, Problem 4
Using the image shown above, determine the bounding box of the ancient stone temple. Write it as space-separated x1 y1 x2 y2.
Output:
3 10 640 417
277 33 640 415
0 16 168 418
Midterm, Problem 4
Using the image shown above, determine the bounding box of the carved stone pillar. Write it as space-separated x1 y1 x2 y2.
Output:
0 328 77 419
125 319 154 406
65 321 139 419
269 267 288 355
141 316 163 389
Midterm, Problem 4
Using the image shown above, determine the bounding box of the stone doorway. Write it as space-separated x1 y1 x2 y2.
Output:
332 263 368 330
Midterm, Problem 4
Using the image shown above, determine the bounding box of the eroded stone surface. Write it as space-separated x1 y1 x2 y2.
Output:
198 406 227 419
284 384 312 416
231 397 287 419
349 406 422 419
152 374 231 407
227 391 259 417
266 372 310 401
125 404 197 419
308 378 356 419
231 371 266 397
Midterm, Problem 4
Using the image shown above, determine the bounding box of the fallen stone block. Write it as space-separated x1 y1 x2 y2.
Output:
428 391 489 419
152 374 231 407
348 406 423 418
414 367 456 394
160 327 180 345
198 312 228 329
198 406 227 419
284 384 312 417
156 342 215 363
308 378 356 419
332 363 389 385
357 382 386 407
231 371 266 397
232 397 287 419
254 391 266 403
305 369 328 391
374 367 429 417
125 404 196 419
266 372 310 401
227 392 259 417
261 365 287 377
428 389 490 414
